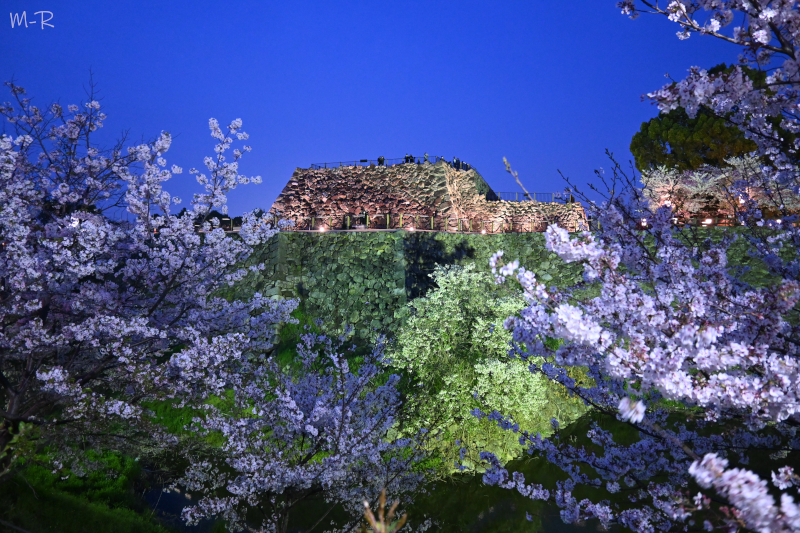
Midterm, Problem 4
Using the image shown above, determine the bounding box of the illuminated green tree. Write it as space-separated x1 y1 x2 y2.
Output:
630 106 757 172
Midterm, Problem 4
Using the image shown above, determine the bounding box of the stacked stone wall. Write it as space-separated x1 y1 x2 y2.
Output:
269 161 587 232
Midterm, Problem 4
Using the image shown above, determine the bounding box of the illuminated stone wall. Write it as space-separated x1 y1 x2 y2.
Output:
269 160 587 231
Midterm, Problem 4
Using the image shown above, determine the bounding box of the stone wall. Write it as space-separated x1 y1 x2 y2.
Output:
269 160 587 232
230 230 585 341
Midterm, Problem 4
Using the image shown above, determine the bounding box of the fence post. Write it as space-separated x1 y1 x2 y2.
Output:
386 214 389 229
399 213 403 228
366 214 369 228
328 215 332 229
431 216 433 230
346 216 350 230
312 217 315 230
469 219 472 232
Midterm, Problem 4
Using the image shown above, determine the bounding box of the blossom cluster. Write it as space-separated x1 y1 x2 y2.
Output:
0 82 423 532
0 83 293 486
474 7 800 530
477 170 800 531
177 331 423 532
617 1 800 192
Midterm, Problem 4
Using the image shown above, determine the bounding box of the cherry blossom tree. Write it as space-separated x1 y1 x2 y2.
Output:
617 0 800 200
472 3 800 531
0 84 295 479
480 181 800 532
0 82 423 532
177 329 424 533
0 82 297 480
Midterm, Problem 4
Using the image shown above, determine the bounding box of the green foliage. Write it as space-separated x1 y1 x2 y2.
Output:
388 264 586 474
144 399 197 436
0 451 169 533
630 106 756 172
274 307 325 369
23 450 142 506
143 391 234 448
400 455 562 533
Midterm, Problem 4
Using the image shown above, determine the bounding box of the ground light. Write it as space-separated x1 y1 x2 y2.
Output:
408 227 415 231
319 226 326 232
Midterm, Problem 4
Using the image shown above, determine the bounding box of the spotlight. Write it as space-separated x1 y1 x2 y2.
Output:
481 229 486 234
703 218 713 225
319 226 326 232
409 227 415 232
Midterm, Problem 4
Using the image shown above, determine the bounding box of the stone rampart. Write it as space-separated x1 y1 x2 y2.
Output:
269 160 587 232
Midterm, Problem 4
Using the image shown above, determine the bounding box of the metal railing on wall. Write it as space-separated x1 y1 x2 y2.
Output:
265 211 585 234
96 210 797 237
590 214 797 232
492 192 556 203
310 155 464 169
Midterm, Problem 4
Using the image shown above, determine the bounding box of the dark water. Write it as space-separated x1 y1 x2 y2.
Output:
145 467 588 533
145 488 218 533
146 416 604 533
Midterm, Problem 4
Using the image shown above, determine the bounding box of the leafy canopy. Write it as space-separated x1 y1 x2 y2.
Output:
630 105 757 172
388 264 585 472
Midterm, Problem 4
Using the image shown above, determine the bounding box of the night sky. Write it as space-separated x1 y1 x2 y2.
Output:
1 1 739 216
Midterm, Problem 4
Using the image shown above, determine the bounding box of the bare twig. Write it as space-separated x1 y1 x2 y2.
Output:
361 489 407 533
503 157 532 200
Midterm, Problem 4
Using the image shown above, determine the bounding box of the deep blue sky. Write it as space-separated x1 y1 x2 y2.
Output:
1 1 738 216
